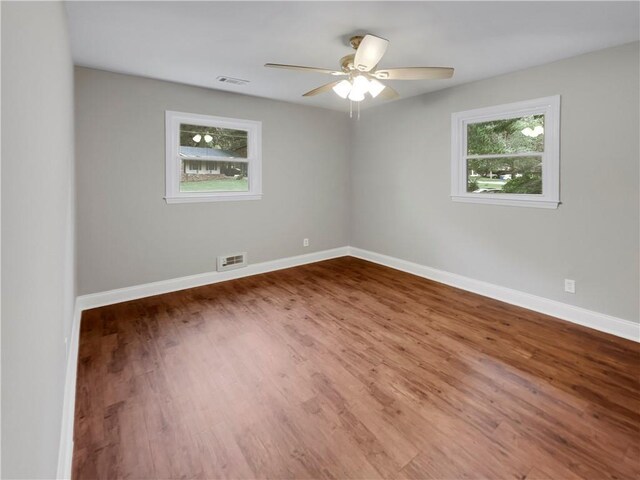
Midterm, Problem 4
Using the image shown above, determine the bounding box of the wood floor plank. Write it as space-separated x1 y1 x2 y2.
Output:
72 257 640 479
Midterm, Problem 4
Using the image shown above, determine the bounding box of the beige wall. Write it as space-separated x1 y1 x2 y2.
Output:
350 42 639 323
75 68 351 295
1 2 76 477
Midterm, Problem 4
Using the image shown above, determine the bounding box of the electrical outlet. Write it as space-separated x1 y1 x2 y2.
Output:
564 279 576 294
303 238 309 247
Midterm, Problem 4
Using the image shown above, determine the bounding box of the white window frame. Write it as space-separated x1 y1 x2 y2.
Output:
451 95 560 209
165 110 262 204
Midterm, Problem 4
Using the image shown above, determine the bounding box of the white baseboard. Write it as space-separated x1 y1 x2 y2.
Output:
56 301 82 480
76 246 350 311
348 246 640 342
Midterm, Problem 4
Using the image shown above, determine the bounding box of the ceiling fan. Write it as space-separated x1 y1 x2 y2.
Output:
265 34 454 103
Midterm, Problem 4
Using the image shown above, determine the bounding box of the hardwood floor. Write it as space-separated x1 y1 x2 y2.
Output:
72 257 640 479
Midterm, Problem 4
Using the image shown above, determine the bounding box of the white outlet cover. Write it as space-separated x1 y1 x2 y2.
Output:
564 279 576 294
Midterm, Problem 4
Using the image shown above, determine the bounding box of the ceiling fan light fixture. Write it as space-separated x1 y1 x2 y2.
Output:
368 79 386 98
351 75 370 96
348 89 366 102
332 79 352 99
353 75 369 90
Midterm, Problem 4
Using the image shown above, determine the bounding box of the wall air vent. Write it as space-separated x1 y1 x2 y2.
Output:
217 252 248 272
216 76 250 86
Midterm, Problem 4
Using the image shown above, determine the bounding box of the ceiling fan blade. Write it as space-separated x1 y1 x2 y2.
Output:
373 67 454 80
354 34 389 72
265 63 345 76
302 81 341 97
378 84 400 100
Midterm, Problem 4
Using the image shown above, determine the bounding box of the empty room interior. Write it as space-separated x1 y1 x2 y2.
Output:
2 1 640 479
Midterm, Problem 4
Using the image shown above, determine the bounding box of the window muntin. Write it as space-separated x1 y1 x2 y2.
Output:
165 111 261 203
451 96 560 209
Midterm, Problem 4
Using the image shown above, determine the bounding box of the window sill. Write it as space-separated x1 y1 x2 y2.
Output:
451 195 559 209
165 193 262 204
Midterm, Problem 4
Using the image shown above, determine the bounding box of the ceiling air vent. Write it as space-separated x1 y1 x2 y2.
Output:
217 252 248 272
216 76 250 86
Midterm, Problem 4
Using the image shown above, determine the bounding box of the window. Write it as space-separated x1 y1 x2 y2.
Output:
451 95 560 208
165 111 262 203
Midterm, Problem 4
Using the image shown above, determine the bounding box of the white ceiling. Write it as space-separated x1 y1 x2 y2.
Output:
65 1 639 112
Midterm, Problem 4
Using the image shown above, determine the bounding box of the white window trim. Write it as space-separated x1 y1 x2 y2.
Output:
451 95 560 209
165 110 262 204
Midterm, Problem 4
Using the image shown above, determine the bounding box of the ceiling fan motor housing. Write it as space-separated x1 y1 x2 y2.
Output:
349 35 364 49
340 54 356 72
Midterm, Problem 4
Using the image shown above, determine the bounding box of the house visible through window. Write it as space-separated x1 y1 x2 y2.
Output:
451 95 560 209
165 111 262 203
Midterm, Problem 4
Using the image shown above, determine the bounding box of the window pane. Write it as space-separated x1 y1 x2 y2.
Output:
180 160 249 192
467 156 542 194
467 115 544 155
180 123 248 158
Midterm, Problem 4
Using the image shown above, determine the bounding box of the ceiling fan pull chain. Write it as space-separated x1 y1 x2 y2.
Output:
350 100 353 118
357 101 360 120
